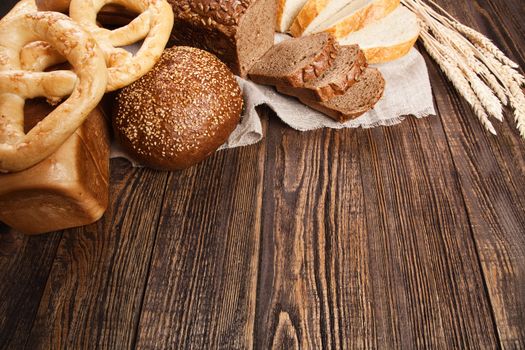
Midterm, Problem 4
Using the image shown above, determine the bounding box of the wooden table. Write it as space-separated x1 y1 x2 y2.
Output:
1 0 524 348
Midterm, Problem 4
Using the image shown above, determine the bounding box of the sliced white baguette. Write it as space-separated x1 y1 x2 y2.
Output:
339 5 420 63
290 0 398 38
276 0 311 32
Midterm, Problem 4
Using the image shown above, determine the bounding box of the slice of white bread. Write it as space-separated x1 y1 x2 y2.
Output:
323 0 399 38
276 0 311 32
290 0 398 37
339 5 420 63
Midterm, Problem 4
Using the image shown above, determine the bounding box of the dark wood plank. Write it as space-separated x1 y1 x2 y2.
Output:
255 120 372 349
254 112 500 348
358 118 499 348
428 1 525 347
0 229 62 350
24 159 169 350
134 118 266 349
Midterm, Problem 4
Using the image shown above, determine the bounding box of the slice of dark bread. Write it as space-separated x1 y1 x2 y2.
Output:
279 45 367 101
277 67 385 122
169 0 276 77
248 33 339 88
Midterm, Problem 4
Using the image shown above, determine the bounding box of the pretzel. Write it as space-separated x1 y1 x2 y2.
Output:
0 12 107 173
3 0 38 19
68 0 174 91
35 0 71 12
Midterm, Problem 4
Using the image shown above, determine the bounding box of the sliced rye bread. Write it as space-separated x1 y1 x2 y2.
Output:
275 45 367 101
248 33 339 88
277 67 385 122
339 5 419 63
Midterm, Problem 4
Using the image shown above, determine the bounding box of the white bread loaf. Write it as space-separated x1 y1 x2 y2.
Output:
290 0 398 37
339 5 419 63
0 101 110 235
276 0 310 32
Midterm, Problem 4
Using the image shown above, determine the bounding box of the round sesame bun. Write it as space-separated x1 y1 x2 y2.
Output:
113 46 243 170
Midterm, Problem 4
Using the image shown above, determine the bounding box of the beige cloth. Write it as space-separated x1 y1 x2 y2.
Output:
221 47 435 149
112 39 436 160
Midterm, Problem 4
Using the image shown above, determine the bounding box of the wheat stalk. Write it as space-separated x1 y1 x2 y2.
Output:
401 0 525 138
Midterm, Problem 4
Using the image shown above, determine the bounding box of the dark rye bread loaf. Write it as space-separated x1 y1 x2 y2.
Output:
168 0 275 77
278 67 385 122
248 33 339 88
278 45 367 101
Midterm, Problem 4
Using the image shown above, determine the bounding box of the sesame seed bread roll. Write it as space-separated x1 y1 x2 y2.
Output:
113 46 243 171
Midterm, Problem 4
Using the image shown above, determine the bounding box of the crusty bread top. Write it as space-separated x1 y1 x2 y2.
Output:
113 46 243 170
169 0 255 34
304 45 366 98
273 45 367 101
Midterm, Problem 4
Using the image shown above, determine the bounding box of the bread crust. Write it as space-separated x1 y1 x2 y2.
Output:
0 102 110 235
276 0 286 31
274 46 367 101
249 33 339 88
277 67 385 122
290 0 399 38
362 33 418 63
289 0 329 36
325 0 399 38
113 47 243 171
168 0 275 76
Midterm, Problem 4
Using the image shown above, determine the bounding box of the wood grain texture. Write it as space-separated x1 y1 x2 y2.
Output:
0 230 62 349
134 123 266 349
255 120 373 349
0 0 524 348
358 118 499 348
24 160 169 350
427 1 525 347
255 114 500 348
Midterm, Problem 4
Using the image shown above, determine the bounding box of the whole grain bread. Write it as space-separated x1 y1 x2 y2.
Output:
277 67 385 122
168 0 276 77
279 44 367 101
113 47 243 170
248 33 339 87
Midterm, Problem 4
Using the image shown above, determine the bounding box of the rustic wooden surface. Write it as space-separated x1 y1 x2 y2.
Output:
1 0 524 348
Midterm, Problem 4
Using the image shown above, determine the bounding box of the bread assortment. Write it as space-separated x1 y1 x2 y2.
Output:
113 47 242 170
0 0 176 234
168 0 276 77
0 0 408 234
